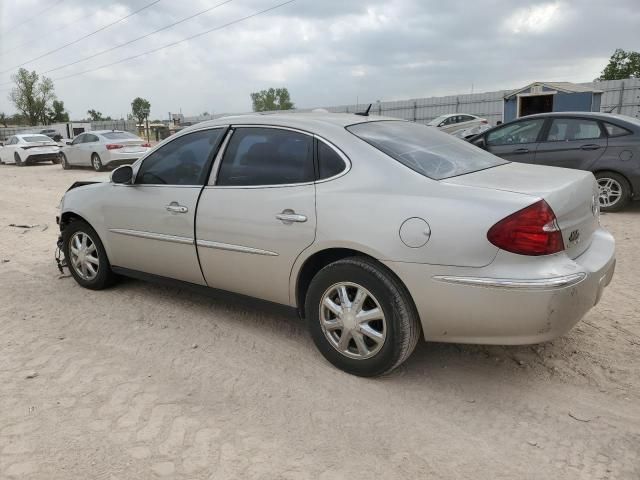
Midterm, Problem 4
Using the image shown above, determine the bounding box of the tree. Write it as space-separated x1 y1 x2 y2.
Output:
131 97 151 125
9 68 57 125
250 87 294 112
598 49 640 80
87 109 104 121
48 100 69 123
0 113 7 127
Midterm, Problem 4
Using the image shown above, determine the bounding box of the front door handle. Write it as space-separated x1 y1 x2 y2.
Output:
580 144 601 151
166 202 188 214
513 148 529 154
276 209 307 224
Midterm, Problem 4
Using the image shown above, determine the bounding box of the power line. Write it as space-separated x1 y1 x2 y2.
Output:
49 0 297 83
0 0 162 75
1 0 65 35
5 0 235 81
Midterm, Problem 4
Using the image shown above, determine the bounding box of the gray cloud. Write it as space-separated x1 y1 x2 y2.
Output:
0 0 638 119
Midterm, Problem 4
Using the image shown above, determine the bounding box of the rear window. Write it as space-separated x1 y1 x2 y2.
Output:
23 135 52 142
347 120 507 180
102 132 140 140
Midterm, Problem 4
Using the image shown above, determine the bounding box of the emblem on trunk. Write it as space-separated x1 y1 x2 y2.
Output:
569 229 580 244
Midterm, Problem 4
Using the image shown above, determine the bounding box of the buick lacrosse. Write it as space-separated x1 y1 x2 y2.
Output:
56 113 616 376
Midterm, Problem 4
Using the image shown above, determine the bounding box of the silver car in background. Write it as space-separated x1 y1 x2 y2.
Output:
60 130 151 171
57 113 615 376
0 134 60 165
428 113 488 136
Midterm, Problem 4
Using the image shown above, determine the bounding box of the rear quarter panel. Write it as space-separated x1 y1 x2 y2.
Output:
593 136 640 196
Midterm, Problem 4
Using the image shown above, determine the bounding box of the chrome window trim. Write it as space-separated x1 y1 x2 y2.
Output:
433 273 586 289
196 239 278 256
207 128 234 186
109 228 194 245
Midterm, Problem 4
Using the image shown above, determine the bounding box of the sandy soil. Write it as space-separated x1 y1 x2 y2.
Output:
0 164 638 479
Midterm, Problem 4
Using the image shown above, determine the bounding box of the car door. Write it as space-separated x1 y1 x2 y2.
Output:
440 116 460 134
482 117 546 163
196 126 317 305
80 133 100 165
103 127 226 284
533 116 607 170
66 134 85 165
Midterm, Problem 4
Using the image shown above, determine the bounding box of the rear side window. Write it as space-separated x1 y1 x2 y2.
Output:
217 128 314 186
347 120 507 180
317 140 346 179
546 118 603 141
487 119 545 146
102 132 140 140
137 129 223 185
603 122 631 137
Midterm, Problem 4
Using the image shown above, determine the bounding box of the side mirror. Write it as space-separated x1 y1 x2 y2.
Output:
65 140 72 145
111 165 134 185
473 136 487 148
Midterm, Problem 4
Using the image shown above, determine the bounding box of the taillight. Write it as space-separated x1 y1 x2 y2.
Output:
106 144 124 150
487 200 564 256
141 143 151 147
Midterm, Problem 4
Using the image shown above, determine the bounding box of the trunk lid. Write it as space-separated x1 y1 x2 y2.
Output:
444 163 599 259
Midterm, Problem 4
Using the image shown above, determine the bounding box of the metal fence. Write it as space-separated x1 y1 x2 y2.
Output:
285 78 640 126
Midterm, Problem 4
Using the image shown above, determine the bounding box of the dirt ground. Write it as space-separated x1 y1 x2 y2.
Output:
0 164 638 480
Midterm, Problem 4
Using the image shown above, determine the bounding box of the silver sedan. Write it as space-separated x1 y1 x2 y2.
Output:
56 113 616 376
60 130 151 171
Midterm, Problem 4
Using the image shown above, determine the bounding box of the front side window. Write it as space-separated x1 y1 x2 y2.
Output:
71 134 85 145
136 129 223 185
317 140 346 179
216 128 314 186
347 120 507 180
486 119 545 146
86 134 100 143
546 118 603 142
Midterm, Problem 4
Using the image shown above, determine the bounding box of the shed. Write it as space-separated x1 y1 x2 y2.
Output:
503 82 603 122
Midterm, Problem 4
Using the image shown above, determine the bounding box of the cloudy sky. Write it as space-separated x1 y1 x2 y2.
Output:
0 0 638 120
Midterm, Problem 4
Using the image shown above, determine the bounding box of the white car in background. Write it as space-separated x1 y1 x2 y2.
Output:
428 113 488 136
0 134 61 165
60 130 151 171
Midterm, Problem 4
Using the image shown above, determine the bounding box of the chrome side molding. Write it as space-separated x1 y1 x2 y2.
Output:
196 239 278 257
433 273 587 289
109 228 194 245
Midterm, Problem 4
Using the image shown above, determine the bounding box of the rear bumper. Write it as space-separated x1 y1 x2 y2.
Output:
384 228 616 345
103 150 148 167
25 152 60 163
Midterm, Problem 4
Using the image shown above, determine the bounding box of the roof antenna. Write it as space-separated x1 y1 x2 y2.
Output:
355 103 372 116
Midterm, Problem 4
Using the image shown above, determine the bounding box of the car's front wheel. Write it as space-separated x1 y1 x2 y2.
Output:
60 153 71 169
62 220 116 290
596 171 631 212
91 153 103 172
305 257 421 377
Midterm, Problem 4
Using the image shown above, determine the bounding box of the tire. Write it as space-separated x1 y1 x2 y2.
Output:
51 155 61 164
305 256 421 377
61 153 72 169
596 171 631 212
91 153 103 172
62 220 116 290
14 152 24 166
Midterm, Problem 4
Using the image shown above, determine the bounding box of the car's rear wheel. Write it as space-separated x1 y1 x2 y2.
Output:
596 171 630 212
14 152 24 166
60 153 71 169
305 257 421 377
62 220 116 290
91 153 103 172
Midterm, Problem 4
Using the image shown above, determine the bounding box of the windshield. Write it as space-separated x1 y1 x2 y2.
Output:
23 135 53 143
101 131 140 140
427 115 449 126
347 120 507 180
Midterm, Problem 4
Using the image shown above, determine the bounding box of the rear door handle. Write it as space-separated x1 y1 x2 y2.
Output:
580 144 601 151
513 148 529 154
166 202 188 214
276 209 307 224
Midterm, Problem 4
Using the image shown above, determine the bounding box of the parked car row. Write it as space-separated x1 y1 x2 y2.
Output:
0 130 150 171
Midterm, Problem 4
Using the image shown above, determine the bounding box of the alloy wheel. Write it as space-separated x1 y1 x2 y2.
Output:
92 155 102 171
597 177 622 208
319 282 386 360
69 232 99 281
